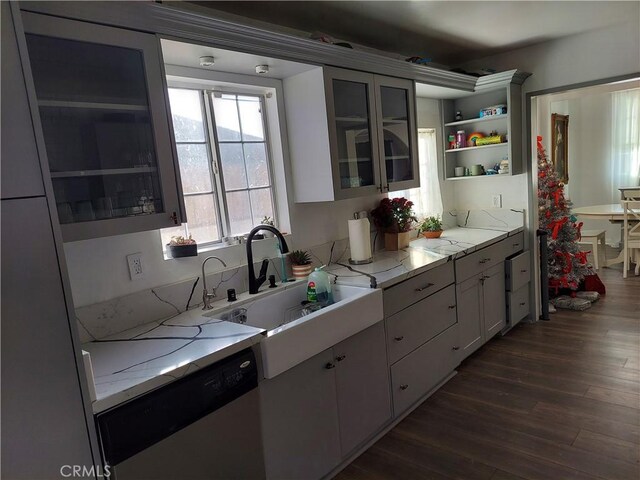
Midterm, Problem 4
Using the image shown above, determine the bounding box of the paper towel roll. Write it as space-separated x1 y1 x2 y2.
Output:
348 218 372 261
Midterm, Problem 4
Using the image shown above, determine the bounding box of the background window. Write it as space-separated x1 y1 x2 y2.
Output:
161 88 276 250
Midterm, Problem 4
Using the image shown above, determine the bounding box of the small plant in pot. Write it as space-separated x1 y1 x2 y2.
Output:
418 216 443 239
167 235 198 258
289 249 313 279
261 216 275 238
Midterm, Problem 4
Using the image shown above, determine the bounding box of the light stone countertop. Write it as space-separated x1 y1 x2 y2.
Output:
326 226 524 289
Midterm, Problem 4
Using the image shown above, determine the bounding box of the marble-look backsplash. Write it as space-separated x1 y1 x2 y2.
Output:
76 238 352 343
76 209 523 342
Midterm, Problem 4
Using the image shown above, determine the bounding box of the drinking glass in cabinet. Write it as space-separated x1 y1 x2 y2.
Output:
25 33 166 223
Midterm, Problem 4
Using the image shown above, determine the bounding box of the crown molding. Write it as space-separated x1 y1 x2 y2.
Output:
20 1 478 91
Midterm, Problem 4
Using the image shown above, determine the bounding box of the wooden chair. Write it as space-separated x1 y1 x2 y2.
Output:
578 230 606 270
622 200 640 278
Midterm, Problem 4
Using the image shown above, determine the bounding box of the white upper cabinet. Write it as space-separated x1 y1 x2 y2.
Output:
284 66 419 202
21 12 184 242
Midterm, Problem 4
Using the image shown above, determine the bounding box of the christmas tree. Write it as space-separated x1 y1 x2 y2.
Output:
537 136 591 292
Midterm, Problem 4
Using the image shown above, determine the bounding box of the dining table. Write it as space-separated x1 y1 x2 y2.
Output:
573 203 632 268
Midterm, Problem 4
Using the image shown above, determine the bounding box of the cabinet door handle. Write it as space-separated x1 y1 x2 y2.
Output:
519 302 526 306
325 362 336 370
400 384 409 390
415 282 434 292
448 305 456 309
520 269 528 273
394 336 404 342
169 212 179 225
479 258 491 264
335 354 346 362
452 346 460 351
513 243 520 247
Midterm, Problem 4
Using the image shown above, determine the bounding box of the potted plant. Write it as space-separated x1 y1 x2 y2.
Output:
418 215 444 239
289 249 313 278
167 235 197 258
371 197 417 250
261 216 275 238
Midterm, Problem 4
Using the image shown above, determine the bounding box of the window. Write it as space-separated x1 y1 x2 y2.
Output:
161 88 276 249
392 128 443 219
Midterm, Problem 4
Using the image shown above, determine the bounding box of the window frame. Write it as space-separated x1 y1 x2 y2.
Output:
164 83 278 252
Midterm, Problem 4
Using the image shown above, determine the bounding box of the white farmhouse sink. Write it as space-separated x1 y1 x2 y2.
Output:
207 283 383 378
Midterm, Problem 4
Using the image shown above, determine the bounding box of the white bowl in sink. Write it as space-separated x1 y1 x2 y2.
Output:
206 282 383 378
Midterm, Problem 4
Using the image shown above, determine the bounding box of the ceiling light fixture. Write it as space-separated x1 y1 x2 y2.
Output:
199 56 215 67
255 65 269 74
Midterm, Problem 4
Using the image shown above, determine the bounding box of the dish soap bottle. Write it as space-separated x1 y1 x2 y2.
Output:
307 266 334 305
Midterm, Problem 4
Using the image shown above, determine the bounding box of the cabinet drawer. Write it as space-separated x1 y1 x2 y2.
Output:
390 324 460 417
505 232 525 256
384 262 454 317
507 283 530 326
455 242 504 282
386 285 457 364
506 251 530 291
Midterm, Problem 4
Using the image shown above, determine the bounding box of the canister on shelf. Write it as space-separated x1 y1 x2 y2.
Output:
455 130 466 148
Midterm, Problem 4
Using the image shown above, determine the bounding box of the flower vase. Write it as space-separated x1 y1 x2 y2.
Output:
384 231 412 251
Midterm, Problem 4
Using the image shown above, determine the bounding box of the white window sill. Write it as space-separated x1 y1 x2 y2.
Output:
163 232 292 261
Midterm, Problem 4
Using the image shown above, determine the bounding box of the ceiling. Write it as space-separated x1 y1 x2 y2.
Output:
191 1 639 65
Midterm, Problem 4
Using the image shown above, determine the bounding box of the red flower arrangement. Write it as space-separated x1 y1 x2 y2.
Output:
371 197 417 233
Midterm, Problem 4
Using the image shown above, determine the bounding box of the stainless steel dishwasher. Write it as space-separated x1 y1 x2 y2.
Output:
96 348 265 480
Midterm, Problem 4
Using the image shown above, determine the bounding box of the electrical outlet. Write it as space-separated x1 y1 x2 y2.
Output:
127 253 144 281
492 194 502 208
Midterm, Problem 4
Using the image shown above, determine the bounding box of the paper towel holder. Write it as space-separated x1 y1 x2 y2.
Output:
349 211 373 265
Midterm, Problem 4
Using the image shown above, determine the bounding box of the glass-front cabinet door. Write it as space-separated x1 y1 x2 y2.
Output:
324 68 381 200
374 76 419 192
22 13 183 241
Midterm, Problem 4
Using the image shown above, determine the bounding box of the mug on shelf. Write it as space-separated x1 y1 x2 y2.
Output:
454 166 465 177
470 164 485 176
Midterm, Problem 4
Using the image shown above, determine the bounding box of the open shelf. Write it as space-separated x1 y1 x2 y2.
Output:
39 100 149 111
50 166 157 178
338 158 373 164
446 174 510 181
445 142 508 154
385 155 410 160
444 114 508 127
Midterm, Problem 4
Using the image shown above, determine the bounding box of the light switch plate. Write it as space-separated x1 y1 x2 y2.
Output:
127 253 144 280
492 194 502 208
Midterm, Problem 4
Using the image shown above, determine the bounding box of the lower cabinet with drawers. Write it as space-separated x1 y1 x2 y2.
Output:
383 262 461 417
505 249 531 329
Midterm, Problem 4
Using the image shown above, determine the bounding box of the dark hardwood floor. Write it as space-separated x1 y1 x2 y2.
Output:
336 265 640 480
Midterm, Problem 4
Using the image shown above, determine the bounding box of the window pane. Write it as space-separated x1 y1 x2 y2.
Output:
213 95 241 141
168 89 205 142
176 144 212 193
226 190 252 235
249 188 274 226
185 194 219 243
244 143 270 187
238 98 264 141
219 143 247 190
